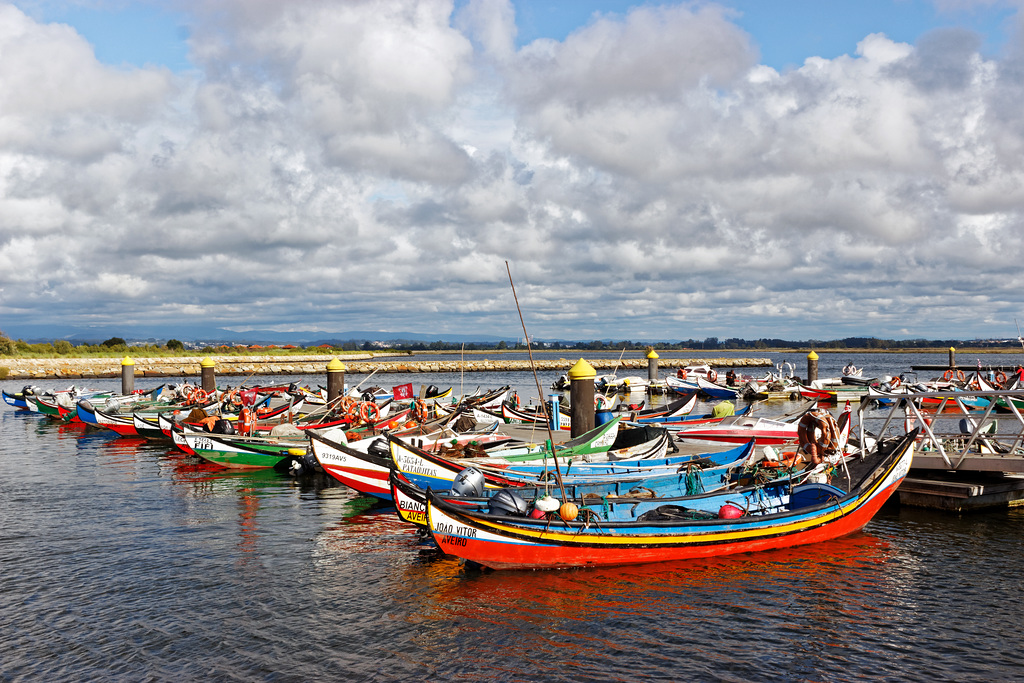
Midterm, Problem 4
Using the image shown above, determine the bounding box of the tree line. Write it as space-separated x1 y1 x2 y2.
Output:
2 331 1021 357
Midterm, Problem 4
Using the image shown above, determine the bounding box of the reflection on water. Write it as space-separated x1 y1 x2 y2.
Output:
385 533 905 680
4 361 1024 680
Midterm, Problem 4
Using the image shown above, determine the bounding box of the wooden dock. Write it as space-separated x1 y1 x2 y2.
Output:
899 474 1024 511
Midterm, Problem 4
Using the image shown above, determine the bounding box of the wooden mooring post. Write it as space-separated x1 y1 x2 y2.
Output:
200 357 216 393
326 357 346 402
568 358 596 437
806 350 818 384
647 349 659 382
121 356 135 395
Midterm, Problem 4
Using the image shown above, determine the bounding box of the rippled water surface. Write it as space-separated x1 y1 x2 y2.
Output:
3 353 1024 681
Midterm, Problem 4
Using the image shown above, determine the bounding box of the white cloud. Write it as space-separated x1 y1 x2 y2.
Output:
2 0 1024 341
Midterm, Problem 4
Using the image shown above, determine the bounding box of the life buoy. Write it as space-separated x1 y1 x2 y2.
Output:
996 371 1008 386
415 399 429 422
238 407 254 435
890 377 901 388
346 401 361 421
359 401 380 423
193 389 209 404
942 370 953 381
677 369 688 380
957 370 966 382
797 410 840 464
337 396 356 418
708 370 718 383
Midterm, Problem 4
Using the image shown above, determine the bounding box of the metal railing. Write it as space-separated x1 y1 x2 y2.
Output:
857 388 1024 470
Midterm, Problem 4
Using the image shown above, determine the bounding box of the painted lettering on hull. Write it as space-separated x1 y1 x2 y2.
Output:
435 522 478 546
397 495 426 524
397 454 438 478
318 450 349 465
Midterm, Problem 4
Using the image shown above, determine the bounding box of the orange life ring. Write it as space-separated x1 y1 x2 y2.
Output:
890 377 901 388
359 401 380 423
677 369 688 380
797 410 840 464
942 370 953 381
193 389 209 403
415 399 429 422
708 369 718 383
346 401 361 420
996 371 1008 385
337 396 356 417
957 370 966 382
238 407 254 435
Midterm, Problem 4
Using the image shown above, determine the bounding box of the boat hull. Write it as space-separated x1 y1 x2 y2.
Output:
426 435 914 570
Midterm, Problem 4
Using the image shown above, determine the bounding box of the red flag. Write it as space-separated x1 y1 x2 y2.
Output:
393 383 414 400
240 389 258 407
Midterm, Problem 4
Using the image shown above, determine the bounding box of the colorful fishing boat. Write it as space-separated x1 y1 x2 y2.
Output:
630 394 698 422
648 404 753 427
389 431 745 492
2 386 35 409
423 431 916 570
388 441 753 529
179 430 308 469
695 375 740 400
500 402 571 429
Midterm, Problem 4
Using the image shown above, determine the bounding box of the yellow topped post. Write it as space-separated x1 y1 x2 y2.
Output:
567 359 596 437
568 358 596 380
646 349 660 381
120 356 135 395
949 346 956 369
200 357 216 393
326 357 347 402
807 350 819 384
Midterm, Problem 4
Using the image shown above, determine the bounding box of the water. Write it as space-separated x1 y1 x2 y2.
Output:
3 352 1024 681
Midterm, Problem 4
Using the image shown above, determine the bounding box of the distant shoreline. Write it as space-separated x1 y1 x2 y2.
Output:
0 354 774 381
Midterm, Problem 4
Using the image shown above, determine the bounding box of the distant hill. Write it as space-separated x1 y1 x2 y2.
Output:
1 324 519 346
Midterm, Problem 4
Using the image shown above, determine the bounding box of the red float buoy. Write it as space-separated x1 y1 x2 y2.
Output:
718 504 743 519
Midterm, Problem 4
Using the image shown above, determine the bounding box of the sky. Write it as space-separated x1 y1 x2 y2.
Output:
3 1 1024 342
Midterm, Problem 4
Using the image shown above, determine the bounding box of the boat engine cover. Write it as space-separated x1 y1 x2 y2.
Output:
488 490 529 516
450 467 485 497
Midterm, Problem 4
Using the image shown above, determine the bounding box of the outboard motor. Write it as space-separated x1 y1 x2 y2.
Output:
449 467 485 497
211 418 235 435
488 490 529 516
301 450 323 474
367 438 390 460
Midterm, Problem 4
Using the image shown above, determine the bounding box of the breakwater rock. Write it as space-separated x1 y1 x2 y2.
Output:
1 355 773 381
